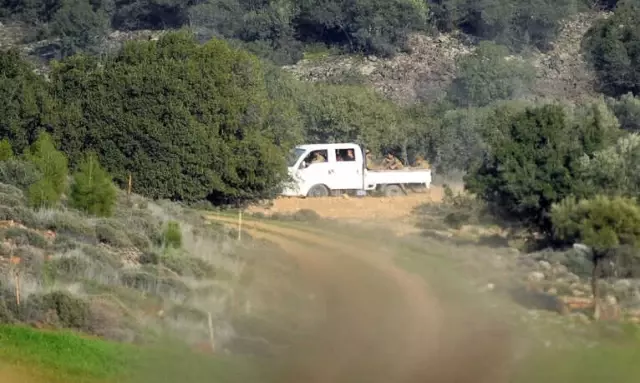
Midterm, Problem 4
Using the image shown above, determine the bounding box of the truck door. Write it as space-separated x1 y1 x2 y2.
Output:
296 149 332 194
329 146 363 190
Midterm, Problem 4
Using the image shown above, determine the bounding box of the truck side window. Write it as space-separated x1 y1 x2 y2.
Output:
305 150 328 165
335 149 355 162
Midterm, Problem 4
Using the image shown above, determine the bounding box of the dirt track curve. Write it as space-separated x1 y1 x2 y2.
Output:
207 214 514 383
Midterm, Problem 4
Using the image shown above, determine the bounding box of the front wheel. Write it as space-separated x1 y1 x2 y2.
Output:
307 184 330 197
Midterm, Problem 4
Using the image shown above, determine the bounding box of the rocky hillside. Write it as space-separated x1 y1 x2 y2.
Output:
284 11 609 105
0 10 611 105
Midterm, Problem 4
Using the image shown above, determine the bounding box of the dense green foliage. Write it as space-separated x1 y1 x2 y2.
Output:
448 42 535 107
0 48 54 154
48 32 290 203
583 0 640 97
0 0 611 64
551 195 640 251
24 132 69 208
69 152 117 217
464 102 618 233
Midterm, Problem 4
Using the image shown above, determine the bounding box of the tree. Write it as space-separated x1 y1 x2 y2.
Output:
464 102 617 233
51 0 111 57
606 92 640 132
576 133 640 197
448 41 536 107
50 31 290 204
23 131 69 208
296 82 403 153
551 195 640 319
433 0 578 52
0 48 55 154
582 0 640 97
295 0 429 56
69 152 117 217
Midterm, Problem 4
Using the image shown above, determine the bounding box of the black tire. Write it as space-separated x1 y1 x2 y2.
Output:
307 184 330 197
383 184 404 197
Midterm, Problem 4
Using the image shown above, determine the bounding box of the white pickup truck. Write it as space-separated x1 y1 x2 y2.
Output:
281 143 432 197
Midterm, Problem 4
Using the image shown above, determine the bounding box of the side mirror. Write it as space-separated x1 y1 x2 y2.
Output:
300 161 308 169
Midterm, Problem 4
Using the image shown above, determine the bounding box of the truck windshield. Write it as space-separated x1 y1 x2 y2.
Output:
287 148 306 167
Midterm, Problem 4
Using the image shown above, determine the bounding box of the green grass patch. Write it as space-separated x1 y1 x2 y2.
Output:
0 325 266 383
513 341 640 383
0 325 133 382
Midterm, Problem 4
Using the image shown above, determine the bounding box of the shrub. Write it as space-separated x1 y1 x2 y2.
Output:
0 298 15 324
51 32 289 204
448 42 536 107
606 93 640 132
465 103 617 233
583 1 640 97
160 253 218 279
575 133 640 197
48 256 91 282
27 178 61 209
163 221 182 249
1 227 49 249
120 269 190 299
0 183 24 201
95 219 133 248
0 138 13 160
0 159 42 191
37 209 96 241
81 245 121 269
69 152 117 217
28 291 92 330
551 195 640 316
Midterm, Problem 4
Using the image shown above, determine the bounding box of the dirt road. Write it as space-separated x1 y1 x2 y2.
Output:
207 214 514 383
245 184 463 221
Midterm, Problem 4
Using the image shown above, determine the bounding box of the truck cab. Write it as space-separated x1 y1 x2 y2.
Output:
283 143 365 197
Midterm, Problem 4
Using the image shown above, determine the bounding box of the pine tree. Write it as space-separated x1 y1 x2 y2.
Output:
69 152 117 217
24 132 69 208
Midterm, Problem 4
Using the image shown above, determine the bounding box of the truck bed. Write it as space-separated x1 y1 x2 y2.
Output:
364 168 431 188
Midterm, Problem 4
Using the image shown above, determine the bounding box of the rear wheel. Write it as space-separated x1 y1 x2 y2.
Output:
307 184 330 197
383 184 404 197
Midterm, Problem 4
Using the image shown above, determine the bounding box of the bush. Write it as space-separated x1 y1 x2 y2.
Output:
1 227 49 249
575 133 640 197
0 183 24 201
434 0 577 52
0 138 13 160
95 220 133 248
0 206 37 227
47 256 91 282
120 269 190 299
51 32 290 204
163 221 182 249
69 152 117 217
606 93 640 132
37 209 96 242
0 159 42 191
0 49 53 154
29 291 91 330
160 253 218 279
583 1 640 97
448 42 536 107
465 103 617 233
27 178 61 209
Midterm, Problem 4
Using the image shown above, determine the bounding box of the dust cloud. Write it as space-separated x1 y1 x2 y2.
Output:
227 216 516 383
